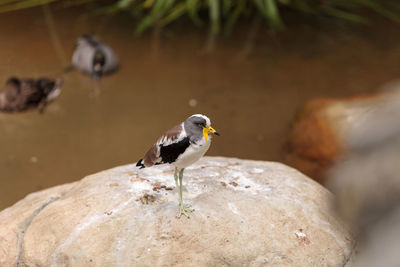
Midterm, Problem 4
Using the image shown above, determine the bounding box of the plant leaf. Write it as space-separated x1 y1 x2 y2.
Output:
225 0 246 35
323 6 368 23
209 0 220 34
186 0 202 26
253 0 284 29
222 0 232 16
117 0 135 9
160 2 187 26
0 0 58 13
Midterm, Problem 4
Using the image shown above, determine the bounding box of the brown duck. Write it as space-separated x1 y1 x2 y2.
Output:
0 77 63 113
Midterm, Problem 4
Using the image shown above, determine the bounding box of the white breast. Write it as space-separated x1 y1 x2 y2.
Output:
173 137 212 169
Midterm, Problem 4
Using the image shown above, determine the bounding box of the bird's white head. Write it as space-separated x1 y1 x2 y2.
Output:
187 114 219 142
189 114 211 126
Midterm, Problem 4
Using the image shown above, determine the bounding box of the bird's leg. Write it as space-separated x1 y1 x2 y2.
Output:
174 167 179 191
177 168 193 218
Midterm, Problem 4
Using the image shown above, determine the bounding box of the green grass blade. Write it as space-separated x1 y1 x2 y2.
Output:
135 0 177 35
323 6 368 23
224 0 245 35
143 0 156 8
277 0 290 4
0 0 58 13
357 0 400 23
135 0 166 35
117 0 135 9
264 0 284 28
186 0 202 26
253 0 284 29
0 0 21 6
160 2 187 27
222 0 232 16
209 0 220 35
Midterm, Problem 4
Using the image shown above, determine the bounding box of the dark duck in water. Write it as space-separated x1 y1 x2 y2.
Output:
72 34 119 81
0 77 63 113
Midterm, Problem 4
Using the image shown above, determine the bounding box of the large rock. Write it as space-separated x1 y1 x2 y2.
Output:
326 87 400 266
0 157 354 266
284 93 389 184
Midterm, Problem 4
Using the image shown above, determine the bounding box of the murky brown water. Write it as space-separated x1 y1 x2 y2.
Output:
1 6 400 210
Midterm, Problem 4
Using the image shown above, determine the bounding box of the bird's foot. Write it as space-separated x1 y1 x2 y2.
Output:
177 205 194 218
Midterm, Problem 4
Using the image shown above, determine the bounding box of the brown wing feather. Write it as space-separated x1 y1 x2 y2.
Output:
141 123 183 167
142 144 158 167
159 123 182 143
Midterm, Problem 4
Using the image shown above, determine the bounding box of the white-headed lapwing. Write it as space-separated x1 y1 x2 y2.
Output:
137 114 220 218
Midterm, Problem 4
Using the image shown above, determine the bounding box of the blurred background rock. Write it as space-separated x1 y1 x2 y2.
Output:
284 80 400 265
323 82 400 266
284 93 380 184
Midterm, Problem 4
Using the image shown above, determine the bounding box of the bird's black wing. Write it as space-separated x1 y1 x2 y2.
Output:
159 137 190 164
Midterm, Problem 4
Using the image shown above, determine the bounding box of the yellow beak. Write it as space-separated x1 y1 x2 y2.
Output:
203 126 219 142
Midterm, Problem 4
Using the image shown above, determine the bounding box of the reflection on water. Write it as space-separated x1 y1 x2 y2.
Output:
1 6 400 210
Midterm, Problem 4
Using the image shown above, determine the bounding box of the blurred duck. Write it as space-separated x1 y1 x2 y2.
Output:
72 34 119 80
0 77 63 113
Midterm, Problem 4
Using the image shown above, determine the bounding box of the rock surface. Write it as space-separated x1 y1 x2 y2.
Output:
0 157 354 266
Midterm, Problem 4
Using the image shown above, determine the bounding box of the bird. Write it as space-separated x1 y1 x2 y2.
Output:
136 114 220 218
0 77 63 113
71 34 119 81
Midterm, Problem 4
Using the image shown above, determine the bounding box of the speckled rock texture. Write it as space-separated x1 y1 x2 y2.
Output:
0 157 354 266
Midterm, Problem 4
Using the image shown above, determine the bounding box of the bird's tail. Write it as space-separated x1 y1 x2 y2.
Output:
136 159 145 169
